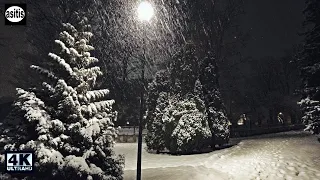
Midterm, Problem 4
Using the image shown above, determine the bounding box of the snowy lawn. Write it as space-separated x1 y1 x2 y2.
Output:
114 130 320 180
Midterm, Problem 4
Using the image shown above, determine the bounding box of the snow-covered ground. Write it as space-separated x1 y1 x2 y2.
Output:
114 130 320 180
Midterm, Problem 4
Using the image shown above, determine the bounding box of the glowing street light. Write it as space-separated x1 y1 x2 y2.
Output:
137 1 154 22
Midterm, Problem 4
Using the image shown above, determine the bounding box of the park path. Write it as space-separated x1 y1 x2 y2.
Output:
114 131 320 180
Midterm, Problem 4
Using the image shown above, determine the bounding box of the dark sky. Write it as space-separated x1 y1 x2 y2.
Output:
241 0 305 58
0 0 306 99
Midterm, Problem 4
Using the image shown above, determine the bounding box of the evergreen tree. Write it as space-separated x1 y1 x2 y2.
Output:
145 70 171 152
166 83 211 154
0 18 124 180
145 91 169 152
145 44 229 154
200 52 230 146
298 0 320 134
169 43 199 96
145 80 211 154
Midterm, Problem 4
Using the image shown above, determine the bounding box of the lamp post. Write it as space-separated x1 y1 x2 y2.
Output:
136 2 154 180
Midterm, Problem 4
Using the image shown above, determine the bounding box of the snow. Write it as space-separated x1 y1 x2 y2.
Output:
114 130 320 180
55 40 70 54
59 30 75 46
51 119 65 132
76 39 95 52
298 97 320 134
36 145 64 165
85 89 110 102
30 65 58 80
64 155 90 173
48 53 74 75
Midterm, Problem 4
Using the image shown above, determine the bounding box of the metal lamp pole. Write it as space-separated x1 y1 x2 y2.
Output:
136 2 154 179
136 30 146 180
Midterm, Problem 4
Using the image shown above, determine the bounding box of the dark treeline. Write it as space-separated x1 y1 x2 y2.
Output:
220 47 302 127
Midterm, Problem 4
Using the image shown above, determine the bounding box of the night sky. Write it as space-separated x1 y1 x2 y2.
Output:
240 0 304 58
0 0 305 100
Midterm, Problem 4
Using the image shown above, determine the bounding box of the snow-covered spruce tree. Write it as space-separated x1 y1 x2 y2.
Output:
170 44 229 146
199 52 230 146
170 43 199 96
145 70 171 152
145 80 211 154
297 0 320 135
145 92 169 152
0 18 124 179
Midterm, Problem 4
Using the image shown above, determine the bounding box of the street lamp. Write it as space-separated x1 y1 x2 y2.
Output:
136 1 154 180
137 1 154 22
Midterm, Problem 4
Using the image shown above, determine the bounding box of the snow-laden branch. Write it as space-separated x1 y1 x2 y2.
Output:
85 89 110 102
59 31 75 46
55 40 70 54
75 39 94 52
15 88 52 135
42 82 56 94
48 53 74 76
30 65 58 80
81 100 115 116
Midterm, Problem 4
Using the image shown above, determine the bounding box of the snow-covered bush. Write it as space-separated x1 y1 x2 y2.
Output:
146 79 212 154
0 17 124 179
145 43 230 154
165 94 212 153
